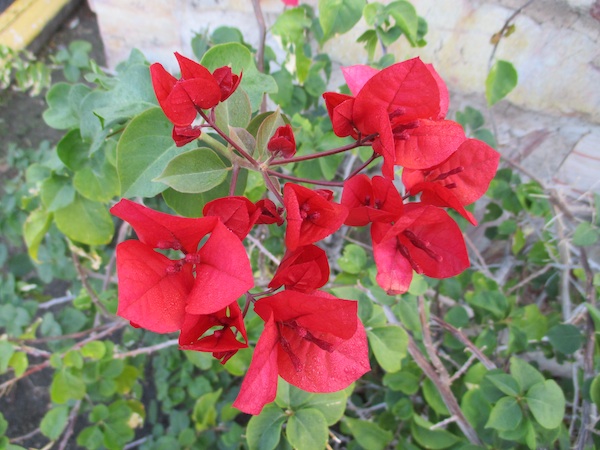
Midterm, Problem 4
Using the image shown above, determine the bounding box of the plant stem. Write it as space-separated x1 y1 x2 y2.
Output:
345 152 379 180
265 169 344 187
199 110 259 168
269 139 372 166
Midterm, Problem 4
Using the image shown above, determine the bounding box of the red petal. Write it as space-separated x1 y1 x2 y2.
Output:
187 221 254 315
150 63 197 127
384 204 470 279
213 66 243 102
233 315 280 415
371 222 414 295
255 199 284 225
322 92 357 139
267 124 296 158
115 241 193 333
268 245 330 292
342 175 403 226
408 182 477 226
174 53 222 109
283 183 348 251
254 290 358 340
172 125 201 147
342 64 379 95
278 319 370 392
425 63 449 119
202 196 260 240
403 138 500 205
353 58 442 126
110 199 217 254
394 119 466 169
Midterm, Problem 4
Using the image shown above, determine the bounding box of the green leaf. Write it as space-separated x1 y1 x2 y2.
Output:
387 0 419 45
357 30 378 61
345 417 393 450
525 380 565 429
40 405 69 440
411 415 460 449
286 408 328 450
41 175 76 212
77 425 104 449
276 380 313 410
214 87 252 133
319 0 366 41
423 378 450 416
246 403 286 450
8 352 28 377
547 324 584 354
155 148 229 193
81 341 107 360
0 341 15 374
57 129 90 171
590 375 600 410
486 60 518 106
486 373 521 397
117 107 190 198
367 325 408 373
509 357 544 392
303 391 348 425
572 222 599 247
201 43 277 111
43 83 90 129
193 389 222 432
51 368 86 403
271 8 312 45
338 244 367 274
54 194 114 245
73 159 120 203
23 207 52 261
485 396 522 431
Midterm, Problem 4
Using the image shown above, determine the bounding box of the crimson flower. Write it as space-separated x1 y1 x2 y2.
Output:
179 301 248 364
283 183 348 251
371 203 470 295
150 52 241 129
203 196 261 240
402 139 501 225
268 245 330 293
110 199 254 332
324 58 466 178
255 199 284 226
341 174 404 226
172 125 202 147
232 290 369 415
267 124 296 158
212 66 242 102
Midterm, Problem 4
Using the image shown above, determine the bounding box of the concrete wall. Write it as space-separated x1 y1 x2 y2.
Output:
87 0 600 194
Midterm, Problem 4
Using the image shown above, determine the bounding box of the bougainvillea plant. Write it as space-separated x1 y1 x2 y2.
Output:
111 53 499 415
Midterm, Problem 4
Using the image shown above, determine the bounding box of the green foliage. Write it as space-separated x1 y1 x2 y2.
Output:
486 60 518 105
1 2 595 450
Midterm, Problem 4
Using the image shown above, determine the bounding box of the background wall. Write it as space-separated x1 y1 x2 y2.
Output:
87 0 600 194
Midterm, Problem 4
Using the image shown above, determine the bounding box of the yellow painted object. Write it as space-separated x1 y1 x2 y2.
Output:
0 0 72 50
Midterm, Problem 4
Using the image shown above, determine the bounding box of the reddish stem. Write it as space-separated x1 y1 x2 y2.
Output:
198 109 259 168
269 136 374 166
265 169 345 187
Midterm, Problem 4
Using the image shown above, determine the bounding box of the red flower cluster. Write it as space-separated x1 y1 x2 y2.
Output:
110 54 498 416
150 53 241 146
327 58 500 294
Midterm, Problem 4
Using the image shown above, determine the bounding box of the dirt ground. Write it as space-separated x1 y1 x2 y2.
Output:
0 2 105 448
0 0 105 158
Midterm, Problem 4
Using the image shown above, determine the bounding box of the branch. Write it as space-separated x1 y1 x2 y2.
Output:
114 339 179 359
380 303 483 445
431 315 497 370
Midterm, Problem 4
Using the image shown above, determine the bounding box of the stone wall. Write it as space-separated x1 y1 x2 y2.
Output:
87 0 600 194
